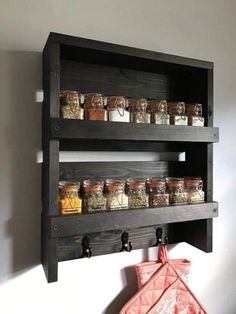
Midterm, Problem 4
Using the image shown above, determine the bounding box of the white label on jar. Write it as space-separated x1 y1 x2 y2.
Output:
108 109 130 122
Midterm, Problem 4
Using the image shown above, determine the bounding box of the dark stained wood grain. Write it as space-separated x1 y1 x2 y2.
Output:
51 118 219 143
61 60 170 100
59 161 184 182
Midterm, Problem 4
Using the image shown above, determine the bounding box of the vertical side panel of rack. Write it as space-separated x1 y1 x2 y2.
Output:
42 41 60 282
182 68 214 252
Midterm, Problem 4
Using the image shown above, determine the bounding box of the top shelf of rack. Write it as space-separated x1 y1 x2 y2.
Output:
46 32 213 71
50 118 219 143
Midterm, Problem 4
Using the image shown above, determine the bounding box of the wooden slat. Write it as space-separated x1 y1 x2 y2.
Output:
51 118 219 143
48 32 213 70
50 202 218 238
57 224 173 262
59 161 184 182
60 60 169 100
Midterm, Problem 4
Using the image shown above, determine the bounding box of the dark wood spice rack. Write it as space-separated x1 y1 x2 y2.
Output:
42 32 219 283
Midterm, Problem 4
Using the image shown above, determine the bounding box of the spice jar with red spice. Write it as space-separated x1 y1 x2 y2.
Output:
147 100 170 125
166 177 188 205
107 96 130 122
105 179 128 210
184 177 205 203
59 181 82 215
84 93 107 121
83 180 107 213
127 178 149 208
168 102 188 125
128 98 150 123
146 177 169 207
60 90 84 120
186 103 204 126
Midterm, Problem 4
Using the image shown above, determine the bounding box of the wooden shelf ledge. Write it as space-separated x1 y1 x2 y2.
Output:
50 201 218 238
50 118 219 143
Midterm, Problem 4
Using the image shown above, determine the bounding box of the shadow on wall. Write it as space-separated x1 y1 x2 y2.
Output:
0 51 42 284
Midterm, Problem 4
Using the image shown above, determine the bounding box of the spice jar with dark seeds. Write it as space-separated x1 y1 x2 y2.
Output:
146 177 169 207
127 178 149 208
84 93 107 121
83 180 107 213
60 90 84 119
59 181 82 215
166 177 188 205
128 98 150 123
105 179 128 210
186 103 204 126
147 100 170 125
184 177 205 203
107 96 130 122
168 102 188 125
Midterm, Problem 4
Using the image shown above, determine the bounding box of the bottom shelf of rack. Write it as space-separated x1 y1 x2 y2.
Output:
50 201 218 238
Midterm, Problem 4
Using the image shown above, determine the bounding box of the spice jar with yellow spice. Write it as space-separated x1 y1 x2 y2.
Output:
59 181 82 215
60 90 84 120
105 179 128 210
184 177 205 203
147 100 170 125
84 93 107 121
83 180 107 213
128 98 150 123
127 178 149 208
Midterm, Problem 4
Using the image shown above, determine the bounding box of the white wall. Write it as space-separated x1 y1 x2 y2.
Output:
0 1 236 313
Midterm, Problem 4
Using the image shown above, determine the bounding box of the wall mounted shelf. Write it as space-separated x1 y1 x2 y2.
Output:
42 32 219 283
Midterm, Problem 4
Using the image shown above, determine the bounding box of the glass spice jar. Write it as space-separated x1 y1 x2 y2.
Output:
107 96 130 122
128 98 150 123
105 179 128 210
83 180 107 213
59 181 82 215
168 102 188 125
184 177 205 203
84 93 107 121
186 103 205 126
147 100 170 125
59 90 84 120
146 177 169 207
166 177 188 205
127 178 149 208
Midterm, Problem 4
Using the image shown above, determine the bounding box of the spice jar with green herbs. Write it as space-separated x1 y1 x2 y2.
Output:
127 178 149 208
83 180 107 213
128 98 150 123
105 179 128 210
60 90 84 119
146 177 169 207
184 177 205 203
166 177 188 205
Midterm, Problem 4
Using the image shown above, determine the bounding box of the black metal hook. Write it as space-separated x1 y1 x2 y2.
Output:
120 231 132 252
82 236 92 258
155 227 163 246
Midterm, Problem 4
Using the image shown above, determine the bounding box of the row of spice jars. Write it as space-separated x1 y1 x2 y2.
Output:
59 177 205 215
59 90 204 126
